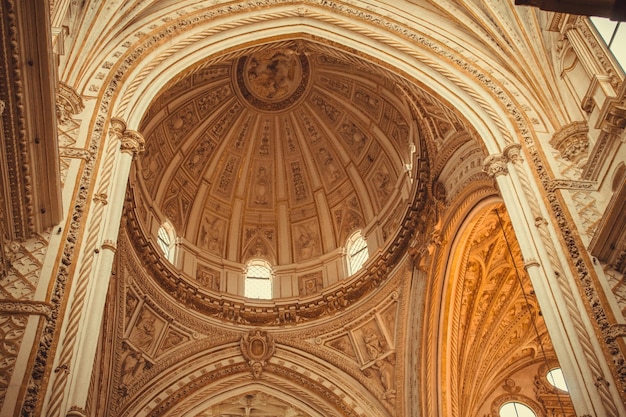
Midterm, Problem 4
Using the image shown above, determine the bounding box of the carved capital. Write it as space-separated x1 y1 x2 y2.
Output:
66 405 87 417
240 330 275 379
109 117 145 156
483 154 508 177
120 130 145 156
503 143 523 164
549 121 589 163
102 239 117 252
56 82 84 125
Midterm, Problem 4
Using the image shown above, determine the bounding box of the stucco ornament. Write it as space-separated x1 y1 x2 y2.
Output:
240 330 275 379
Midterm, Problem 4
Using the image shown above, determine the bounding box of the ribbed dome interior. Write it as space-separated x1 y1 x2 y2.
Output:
137 40 418 270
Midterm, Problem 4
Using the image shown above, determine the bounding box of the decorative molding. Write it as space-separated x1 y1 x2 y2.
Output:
605 324 626 343
0 300 52 318
547 179 597 192
58 148 93 161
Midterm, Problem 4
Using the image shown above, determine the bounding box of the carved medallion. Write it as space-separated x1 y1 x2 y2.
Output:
236 49 310 112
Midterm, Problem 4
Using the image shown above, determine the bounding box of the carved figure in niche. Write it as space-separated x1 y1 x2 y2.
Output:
372 169 393 200
318 147 340 182
254 166 269 205
119 346 145 388
296 225 319 260
130 309 157 352
124 293 138 328
363 327 383 360
200 216 224 254
278 310 298 324
373 357 396 401
141 144 160 183
340 122 367 154
160 331 184 352
247 52 297 99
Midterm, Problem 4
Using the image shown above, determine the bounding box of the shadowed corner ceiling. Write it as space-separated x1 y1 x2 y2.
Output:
134 39 420 269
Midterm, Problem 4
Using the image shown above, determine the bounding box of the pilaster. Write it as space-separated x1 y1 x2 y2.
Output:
484 147 626 417
43 118 143 417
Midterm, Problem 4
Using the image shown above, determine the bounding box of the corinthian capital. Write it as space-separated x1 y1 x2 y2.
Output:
483 154 508 177
109 117 145 156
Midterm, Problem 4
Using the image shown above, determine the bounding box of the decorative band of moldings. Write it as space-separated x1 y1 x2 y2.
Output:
547 180 597 192
59 148 93 161
0 300 53 319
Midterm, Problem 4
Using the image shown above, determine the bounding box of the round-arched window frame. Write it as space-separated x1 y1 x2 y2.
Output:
346 231 369 275
499 402 536 417
546 367 569 392
244 259 273 300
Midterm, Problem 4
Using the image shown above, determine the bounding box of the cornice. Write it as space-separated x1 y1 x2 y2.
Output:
122 160 428 327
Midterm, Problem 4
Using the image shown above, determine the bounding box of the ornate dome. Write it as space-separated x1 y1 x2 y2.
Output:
134 39 422 291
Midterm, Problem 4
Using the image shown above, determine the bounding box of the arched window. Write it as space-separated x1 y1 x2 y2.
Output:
546 368 569 392
157 221 176 263
499 402 536 417
244 259 273 300
347 231 369 275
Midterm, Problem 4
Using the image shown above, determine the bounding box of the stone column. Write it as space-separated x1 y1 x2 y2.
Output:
43 118 143 417
64 119 144 417
484 146 626 417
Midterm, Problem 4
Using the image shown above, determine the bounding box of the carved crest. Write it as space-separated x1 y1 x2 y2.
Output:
240 330 275 379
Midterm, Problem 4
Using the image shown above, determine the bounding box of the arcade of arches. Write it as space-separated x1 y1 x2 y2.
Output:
1 1 625 417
